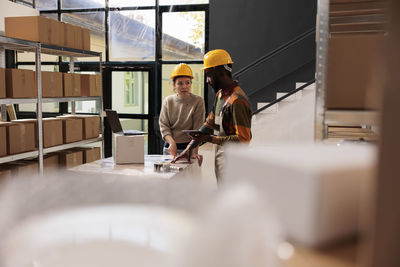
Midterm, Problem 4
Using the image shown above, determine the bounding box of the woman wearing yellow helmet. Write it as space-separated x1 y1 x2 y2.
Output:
159 63 205 159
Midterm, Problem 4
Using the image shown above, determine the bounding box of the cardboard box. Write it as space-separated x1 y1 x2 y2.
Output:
0 168 12 179
0 68 5 98
48 18 64 47
58 117 83 143
73 25 83 50
44 153 59 173
82 28 91 51
83 147 101 163
64 23 75 49
42 71 63 98
7 121 36 154
81 116 100 139
94 74 102 96
63 73 81 97
6 69 36 98
59 150 83 169
43 118 63 148
60 115 99 140
0 123 7 157
5 16 50 44
327 33 385 110
80 74 96 97
114 134 144 164
15 161 39 176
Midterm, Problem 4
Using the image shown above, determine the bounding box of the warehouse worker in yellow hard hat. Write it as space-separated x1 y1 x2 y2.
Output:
172 49 252 181
159 63 205 162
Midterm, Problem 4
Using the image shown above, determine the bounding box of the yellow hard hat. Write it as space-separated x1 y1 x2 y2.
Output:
202 49 234 70
170 63 193 79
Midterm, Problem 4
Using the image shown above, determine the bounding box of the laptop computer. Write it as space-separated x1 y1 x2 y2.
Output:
105 109 147 136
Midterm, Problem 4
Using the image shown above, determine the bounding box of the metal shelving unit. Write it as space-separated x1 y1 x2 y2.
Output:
0 136 103 164
0 35 104 174
314 0 380 140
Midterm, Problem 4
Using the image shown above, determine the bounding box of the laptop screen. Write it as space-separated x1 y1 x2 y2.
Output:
105 110 123 133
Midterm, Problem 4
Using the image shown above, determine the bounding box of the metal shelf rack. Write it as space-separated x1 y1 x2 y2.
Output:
0 136 103 164
314 0 380 140
0 35 103 175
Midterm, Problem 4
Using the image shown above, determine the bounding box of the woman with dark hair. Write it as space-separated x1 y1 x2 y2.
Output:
159 63 205 159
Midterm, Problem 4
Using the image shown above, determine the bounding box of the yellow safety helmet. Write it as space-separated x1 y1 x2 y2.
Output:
170 63 194 79
202 49 234 70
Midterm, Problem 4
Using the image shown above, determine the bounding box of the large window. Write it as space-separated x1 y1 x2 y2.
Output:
16 0 209 155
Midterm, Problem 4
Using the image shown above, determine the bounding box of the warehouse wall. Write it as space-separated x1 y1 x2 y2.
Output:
208 0 317 111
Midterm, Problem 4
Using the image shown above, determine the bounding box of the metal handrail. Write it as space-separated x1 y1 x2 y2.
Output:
233 27 316 78
253 79 315 115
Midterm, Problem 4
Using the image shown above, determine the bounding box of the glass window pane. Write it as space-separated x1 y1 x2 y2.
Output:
68 101 101 114
112 71 149 114
62 0 104 9
162 64 204 101
62 13 106 61
111 119 149 154
110 10 155 61
18 103 59 113
160 0 208 5
35 0 57 10
41 13 58 20
162 11 205 60
17 51 59 63
109 0 155 8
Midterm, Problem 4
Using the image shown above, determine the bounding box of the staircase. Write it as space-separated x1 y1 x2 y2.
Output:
251 82 316 145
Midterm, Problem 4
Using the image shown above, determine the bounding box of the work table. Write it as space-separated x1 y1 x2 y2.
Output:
68 155 201 180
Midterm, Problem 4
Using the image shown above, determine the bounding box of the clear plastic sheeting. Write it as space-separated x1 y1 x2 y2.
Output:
175 183 286 267
0 172 287 267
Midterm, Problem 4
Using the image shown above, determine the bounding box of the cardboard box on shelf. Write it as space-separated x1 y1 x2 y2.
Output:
42 71 63 98
80 74 97 97
82 28 91 51
76 147 101 163
59 150 83 169
48 18 64 47
73 25 83 50
6 69 36 98
114 134 144 164
60 115 99 140
5 16 50 44
327 33 386 110
0 123 7 157
14 160 39 176
64 22 75 49
57 117 83 143
43 118 63 148
0 168 12 179
94 74 102 96
63 73 81 97
44 153 60 173
7 121 36 155
0 68 5 98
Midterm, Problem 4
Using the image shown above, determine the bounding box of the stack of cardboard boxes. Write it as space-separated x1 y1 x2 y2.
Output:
0 68 101 99
4 16 90 50
0 147 101 177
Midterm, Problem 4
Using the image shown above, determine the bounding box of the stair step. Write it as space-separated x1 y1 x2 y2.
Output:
277 91 302 101
257 102 278 114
